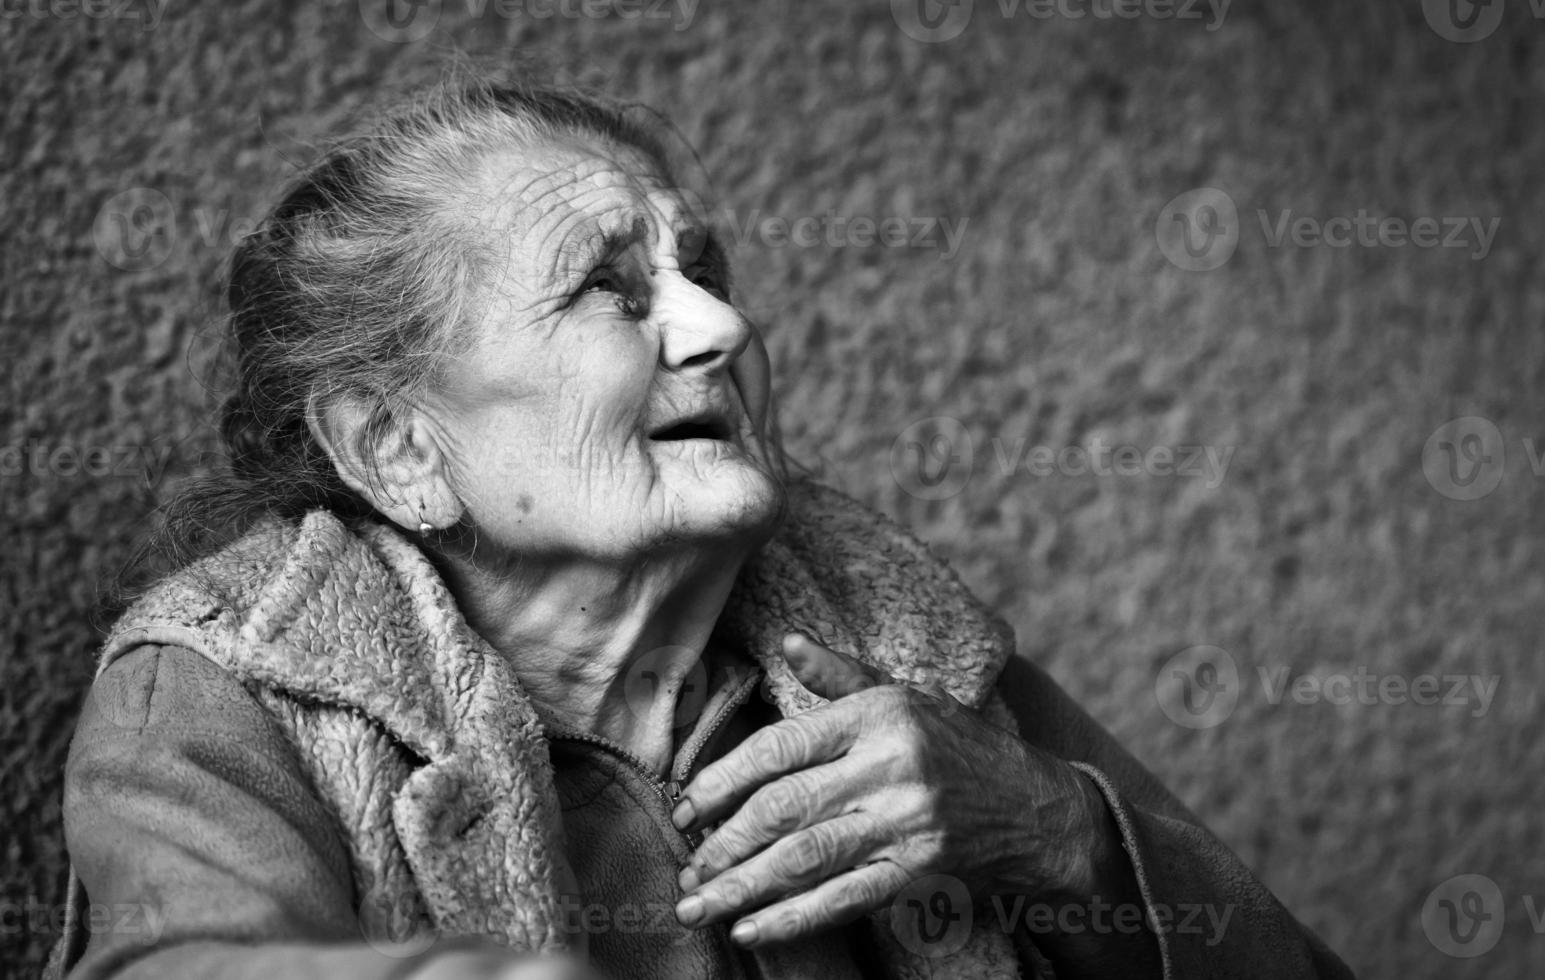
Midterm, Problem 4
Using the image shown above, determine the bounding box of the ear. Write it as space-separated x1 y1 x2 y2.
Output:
306 392 460 534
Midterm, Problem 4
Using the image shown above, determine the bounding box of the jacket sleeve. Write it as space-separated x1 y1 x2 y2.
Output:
993 652 1356 980
49 643 525 980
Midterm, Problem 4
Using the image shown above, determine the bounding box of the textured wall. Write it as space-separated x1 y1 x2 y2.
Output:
3 1 1543 977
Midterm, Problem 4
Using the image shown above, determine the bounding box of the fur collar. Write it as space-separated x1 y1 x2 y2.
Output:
99 477 1025 977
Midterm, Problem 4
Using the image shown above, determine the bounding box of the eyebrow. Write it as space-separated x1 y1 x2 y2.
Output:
548 220 642 289
552 212 725 286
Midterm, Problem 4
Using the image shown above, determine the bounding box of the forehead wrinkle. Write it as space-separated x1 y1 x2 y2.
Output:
470 144 710 296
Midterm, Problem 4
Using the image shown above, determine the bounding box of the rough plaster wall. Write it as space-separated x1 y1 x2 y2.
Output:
3 1 1543 977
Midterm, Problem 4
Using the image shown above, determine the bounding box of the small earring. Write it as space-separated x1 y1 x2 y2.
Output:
417 500 433 534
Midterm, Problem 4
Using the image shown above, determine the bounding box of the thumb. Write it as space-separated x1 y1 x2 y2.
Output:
782 633 891 701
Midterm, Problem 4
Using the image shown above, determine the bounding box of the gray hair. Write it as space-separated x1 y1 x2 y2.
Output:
119 77 702 599
225 78 680 515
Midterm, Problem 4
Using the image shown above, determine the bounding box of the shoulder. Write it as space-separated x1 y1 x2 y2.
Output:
75 643 293 753
95 509 379 674
66 642 356 874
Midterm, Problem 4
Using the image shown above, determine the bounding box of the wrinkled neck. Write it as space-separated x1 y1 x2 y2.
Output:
430 542 751 775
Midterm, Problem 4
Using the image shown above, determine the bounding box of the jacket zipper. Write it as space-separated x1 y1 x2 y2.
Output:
547 667 768 980
546 664 763 850
545 727 706 848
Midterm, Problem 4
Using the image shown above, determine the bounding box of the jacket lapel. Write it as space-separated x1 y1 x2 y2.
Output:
724 479 1016 715
103 476 1024 975
212 512 575 953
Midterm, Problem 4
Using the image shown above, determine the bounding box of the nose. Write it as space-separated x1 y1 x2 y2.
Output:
654 273 752 374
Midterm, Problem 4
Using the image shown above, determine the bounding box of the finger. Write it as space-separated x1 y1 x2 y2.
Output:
675 707 854 832
726 859 913 948
676 811 887 928
782 634 891 701
682 762 862 886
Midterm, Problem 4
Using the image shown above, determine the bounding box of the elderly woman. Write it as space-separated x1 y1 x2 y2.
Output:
47 80 1351 980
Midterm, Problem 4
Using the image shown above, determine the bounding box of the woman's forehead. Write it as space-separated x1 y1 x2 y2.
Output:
472 137 701 243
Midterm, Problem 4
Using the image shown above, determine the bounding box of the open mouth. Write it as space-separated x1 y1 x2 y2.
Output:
649 413 735 442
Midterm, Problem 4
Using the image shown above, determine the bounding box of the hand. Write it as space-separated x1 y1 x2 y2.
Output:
669 634 1112 947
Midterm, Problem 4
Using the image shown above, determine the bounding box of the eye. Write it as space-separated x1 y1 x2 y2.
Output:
579 267 644 316
582 268 623 294
686 262 729 301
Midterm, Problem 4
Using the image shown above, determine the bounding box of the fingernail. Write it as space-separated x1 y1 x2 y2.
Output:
678 865 700 892
730 919 759 946
671 797 696 830
676 895 705 926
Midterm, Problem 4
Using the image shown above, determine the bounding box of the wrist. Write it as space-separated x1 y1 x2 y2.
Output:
1018 760 1135 908
1066 766 1128 899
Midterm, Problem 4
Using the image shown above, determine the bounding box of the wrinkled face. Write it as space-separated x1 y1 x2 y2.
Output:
418 136 785 567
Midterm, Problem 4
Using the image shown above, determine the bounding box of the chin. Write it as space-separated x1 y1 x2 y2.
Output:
660 465 787 554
